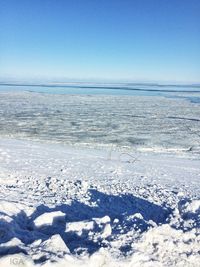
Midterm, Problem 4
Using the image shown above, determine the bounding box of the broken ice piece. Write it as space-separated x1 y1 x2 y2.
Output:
34 211 65 228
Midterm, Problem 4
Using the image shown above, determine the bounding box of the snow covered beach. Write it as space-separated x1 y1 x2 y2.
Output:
0 138 200 266
0 89 200 266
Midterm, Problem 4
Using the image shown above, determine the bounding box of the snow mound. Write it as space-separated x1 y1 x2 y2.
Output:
133 224 200 267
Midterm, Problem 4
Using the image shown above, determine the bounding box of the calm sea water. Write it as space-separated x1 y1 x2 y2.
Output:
1 84 200 98
0 84 200 155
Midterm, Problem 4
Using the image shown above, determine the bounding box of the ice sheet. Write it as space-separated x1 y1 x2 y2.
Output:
0 91 200 156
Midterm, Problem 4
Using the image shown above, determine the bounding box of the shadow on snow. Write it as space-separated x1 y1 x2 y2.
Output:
0 189 173 261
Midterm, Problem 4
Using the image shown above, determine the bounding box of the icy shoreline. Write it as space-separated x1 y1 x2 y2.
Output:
0 138 200 266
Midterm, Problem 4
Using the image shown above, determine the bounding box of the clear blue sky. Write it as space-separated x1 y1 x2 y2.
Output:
0 0 200 83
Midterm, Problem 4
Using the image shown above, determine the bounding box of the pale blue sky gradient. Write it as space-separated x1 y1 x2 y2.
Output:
0 0 200 83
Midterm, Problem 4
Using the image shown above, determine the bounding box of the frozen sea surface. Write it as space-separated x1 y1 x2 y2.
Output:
0 90 200 156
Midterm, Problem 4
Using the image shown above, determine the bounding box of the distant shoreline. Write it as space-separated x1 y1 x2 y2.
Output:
1 82 200 93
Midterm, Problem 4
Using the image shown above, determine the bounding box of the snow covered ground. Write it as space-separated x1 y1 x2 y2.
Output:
0 138 199 266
